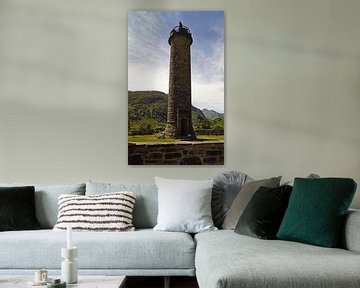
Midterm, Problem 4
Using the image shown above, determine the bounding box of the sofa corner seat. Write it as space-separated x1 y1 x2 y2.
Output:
194 212 360 288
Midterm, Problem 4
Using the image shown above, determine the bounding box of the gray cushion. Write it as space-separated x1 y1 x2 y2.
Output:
0 183 85 228
212 171 250 228
0 229 195 271
283 173 320 186
342 209 360 253
195 230 360 288
222 176 281 229
85 181 158 229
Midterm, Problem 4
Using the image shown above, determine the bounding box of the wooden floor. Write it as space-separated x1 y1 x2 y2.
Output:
126 276 199 288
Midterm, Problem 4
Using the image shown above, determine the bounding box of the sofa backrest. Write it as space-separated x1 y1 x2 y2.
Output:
0 183 86 229
86 181 158 229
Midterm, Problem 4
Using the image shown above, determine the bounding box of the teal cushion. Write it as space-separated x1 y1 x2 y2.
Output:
277 178 357 247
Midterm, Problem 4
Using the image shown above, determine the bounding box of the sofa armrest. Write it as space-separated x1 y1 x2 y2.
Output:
342 209 360 253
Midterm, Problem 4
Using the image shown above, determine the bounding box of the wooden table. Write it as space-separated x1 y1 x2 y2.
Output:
0 275 126 288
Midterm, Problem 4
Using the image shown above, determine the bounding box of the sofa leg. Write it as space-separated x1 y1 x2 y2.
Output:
164 276 170 288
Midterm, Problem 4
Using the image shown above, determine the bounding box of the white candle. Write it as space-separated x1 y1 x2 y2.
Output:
67 225 72 249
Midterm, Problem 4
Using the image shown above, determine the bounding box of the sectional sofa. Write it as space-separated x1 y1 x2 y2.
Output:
0 178 360 288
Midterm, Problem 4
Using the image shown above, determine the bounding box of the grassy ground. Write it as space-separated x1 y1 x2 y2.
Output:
128 135 224 143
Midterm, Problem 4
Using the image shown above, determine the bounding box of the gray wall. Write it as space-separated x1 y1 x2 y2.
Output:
0 0 359 207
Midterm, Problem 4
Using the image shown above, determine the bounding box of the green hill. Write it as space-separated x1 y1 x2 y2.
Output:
202 108 224 120
128 91 167 123
128 90 223 135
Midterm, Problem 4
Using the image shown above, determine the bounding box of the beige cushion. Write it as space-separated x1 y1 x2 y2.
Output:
222 176 281 229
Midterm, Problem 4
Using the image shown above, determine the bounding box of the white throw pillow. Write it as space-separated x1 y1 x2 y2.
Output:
53 192 135 232
153 177 217 233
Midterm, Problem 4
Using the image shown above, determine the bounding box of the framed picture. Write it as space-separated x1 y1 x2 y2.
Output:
128 11 224 165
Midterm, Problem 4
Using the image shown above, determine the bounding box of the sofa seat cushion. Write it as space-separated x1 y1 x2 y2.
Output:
0 229 195 271
195 230 360 288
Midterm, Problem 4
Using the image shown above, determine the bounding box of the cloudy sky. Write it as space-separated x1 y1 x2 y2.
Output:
128 11 224 113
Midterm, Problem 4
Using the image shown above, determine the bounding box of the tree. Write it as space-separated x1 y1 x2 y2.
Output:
211 118 224 130
128 118 165 135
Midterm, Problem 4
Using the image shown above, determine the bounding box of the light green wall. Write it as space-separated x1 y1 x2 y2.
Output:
0 0 359 207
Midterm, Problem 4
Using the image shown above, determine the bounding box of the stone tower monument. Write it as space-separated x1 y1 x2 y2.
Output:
164 22 196 140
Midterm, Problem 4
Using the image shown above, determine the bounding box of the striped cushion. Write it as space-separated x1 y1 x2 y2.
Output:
53 192 136 232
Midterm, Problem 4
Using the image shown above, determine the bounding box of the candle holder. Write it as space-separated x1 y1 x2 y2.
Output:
61 247 78 284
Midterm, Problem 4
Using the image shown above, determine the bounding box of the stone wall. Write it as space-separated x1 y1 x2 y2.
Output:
128 142 224 165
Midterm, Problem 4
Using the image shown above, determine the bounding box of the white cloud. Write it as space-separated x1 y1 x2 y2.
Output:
128 64 168 93
192 80 224 113
191 25 224 112
128 11 224 113
128 11 169 92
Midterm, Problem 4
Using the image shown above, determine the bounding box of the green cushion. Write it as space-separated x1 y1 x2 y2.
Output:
0 186 41 231
277 178 357 247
